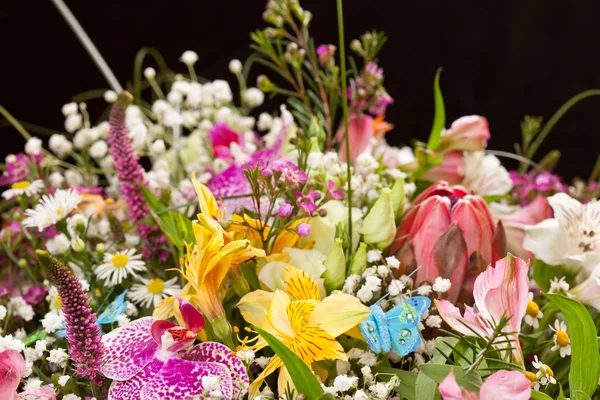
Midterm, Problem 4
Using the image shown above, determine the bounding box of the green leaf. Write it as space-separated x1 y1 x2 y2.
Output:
426 68 445 151
557 384 568 400
533 260 578 292
530 391 553 400
545 294 600 400
253 327 324 399
416 371 437 400
420 364 482 393
371 366 417 400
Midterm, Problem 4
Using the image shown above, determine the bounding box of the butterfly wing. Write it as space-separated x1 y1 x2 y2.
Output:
359 305 390 354
386 296 431 357
97 290 129 325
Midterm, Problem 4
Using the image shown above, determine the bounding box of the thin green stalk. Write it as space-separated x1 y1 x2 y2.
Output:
337 0 353 242
528 89 600 162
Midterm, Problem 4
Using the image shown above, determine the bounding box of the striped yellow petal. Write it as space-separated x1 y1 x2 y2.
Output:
284 265 321 301
286 299 318 333
237 290 275 328
288 323 347 363
309 293 371 338
248 355 283 399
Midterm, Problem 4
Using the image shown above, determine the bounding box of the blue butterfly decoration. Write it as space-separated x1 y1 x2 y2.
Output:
359 296 431 356
55 291 129 337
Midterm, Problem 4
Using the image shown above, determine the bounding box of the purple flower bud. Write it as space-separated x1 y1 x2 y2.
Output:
261 168 273 177
278 203 293 218
297 223 311 237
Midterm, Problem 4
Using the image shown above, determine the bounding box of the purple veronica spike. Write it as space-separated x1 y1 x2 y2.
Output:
101 317 159 380
140 358 233 400
182 342 249 399
108 359 164 400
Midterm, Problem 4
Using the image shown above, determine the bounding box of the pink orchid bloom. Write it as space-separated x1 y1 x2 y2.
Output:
496 195 552 259
438 116 490 152
436 254 529 363
101 298 248 400
422 151 465 184
336 113 374 163
210 122 245 161
391 182 505 303
439 369 532 400
0 349 25 400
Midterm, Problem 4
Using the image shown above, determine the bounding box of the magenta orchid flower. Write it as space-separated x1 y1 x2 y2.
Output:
295 189 319 215
439 369 532 400
436 254 529 363
210 123 245 161
101 298 248 400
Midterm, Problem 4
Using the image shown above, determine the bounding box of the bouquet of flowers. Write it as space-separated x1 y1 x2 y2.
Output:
1 1 599 399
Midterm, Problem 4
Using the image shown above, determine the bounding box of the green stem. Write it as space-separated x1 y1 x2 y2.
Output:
337 0 353 242
527 89 600 162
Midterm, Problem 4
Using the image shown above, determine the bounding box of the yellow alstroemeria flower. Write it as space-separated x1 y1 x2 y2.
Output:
237 266 371 397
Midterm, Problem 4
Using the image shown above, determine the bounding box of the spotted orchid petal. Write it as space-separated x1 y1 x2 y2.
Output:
101 317 159 380
178 297 205 333
182 342 249 399
107 358 164 400
139 358 234 400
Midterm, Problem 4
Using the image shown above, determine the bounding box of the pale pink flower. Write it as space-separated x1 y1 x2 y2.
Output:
0 349 25 400
438 115 490 152
439 369 531 400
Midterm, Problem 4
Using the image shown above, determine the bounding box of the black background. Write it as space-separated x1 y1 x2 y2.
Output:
2 1 600 180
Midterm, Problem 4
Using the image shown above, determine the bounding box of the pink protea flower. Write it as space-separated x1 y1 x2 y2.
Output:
0 349 25 400
107 92 168 261
436 254 529 364
101 298 248 400
439 369 531 400
36 250 105 385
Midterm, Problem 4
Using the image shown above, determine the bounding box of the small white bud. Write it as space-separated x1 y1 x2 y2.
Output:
150 139 166 155
144 67 156 80
228 59 242 74
61 102 78 117
104 90 118 103
180 50 198 66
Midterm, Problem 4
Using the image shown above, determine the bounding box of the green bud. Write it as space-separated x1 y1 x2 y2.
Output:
390 176 406 219
18 258 28 269
71 236 86 253
96 242 105 257
322 239 346 292
350 39 363 53
349 242 368 276
360 188 396 249
257 75 276 93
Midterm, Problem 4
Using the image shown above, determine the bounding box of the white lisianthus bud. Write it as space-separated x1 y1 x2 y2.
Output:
180 50 198 66
144 67 156 79
243 88 264 108
228 59 242 74
71 236 86 252
104 90 118 103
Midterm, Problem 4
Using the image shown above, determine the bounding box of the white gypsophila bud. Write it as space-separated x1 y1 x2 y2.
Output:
61 102 78 117
5 154 16 163
65 114 82 133
228 59 242 74
243 87 264 108
150 139 166 155
104 90 118 103
144 67 156 79
49 134 73 158
24 137 43 155
167 90 183 105
48 171 64 188
180 50 199 65
89 140 108 158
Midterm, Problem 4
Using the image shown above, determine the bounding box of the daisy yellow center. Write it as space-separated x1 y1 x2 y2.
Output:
112 254 129 268
146 278 165 295
555 330 569 347
545 365 554 377
55 207 63 216
525 371 538 382
11 181 31 189
526 301 540 317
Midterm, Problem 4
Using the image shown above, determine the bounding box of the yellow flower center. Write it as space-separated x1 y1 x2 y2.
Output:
112 254 129 268
525 371 538 382
146 279 165 295
55 207 63 216
526 301 540 317
11 181 31 189
556 330 569 347
55 296 62 309
545 365 554 377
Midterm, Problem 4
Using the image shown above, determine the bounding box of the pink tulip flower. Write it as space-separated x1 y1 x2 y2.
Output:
391 182 505 303
436 254 529 363
0 349 25 400
439 369 532 400
438 116 490 152
422 151 465 184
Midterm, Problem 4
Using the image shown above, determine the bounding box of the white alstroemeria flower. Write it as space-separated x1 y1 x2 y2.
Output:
461 151 513 196
524 193 600 272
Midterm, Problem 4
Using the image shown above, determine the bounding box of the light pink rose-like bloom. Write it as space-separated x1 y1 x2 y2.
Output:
439 369 532 400
436 254 529 363
0 349 25 400
438 115 490 152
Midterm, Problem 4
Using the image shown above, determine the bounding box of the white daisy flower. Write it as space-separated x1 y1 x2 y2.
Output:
524 292 543 328
128 276 181 308
549 319 571 358
549 276 571 295
22 188 82 231
95 249 146 287
2 179 44 199
532 355 556 390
